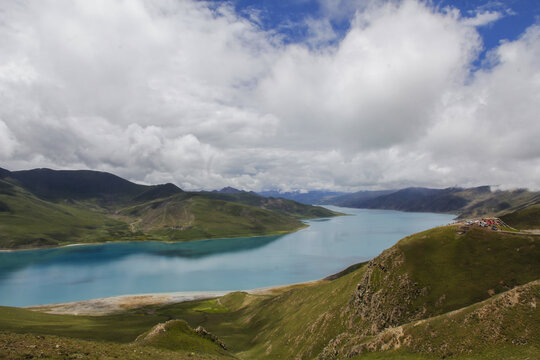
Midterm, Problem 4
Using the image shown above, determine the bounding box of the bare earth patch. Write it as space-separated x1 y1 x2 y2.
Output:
27 291 230 316
24 282 320 316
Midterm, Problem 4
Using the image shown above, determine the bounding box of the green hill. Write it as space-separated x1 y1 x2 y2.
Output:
118 193 306 240
0 168 339 249
500 203 540 229
197 191 338 219
0 179 132 249
1 225 538 359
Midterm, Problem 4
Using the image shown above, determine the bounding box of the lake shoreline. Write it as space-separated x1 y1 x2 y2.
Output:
0 223 312 252
26 280 323 316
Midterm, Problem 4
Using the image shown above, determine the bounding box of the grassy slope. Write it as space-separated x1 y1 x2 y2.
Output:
500 203 540 229
195 191 340 219
0 305 234 359
0 180 132 249
397 226 540 315
135 319 233 357
348 280 540 360
0 331 232 360
457 188 540 218
119 194 306 241
1 226 538 359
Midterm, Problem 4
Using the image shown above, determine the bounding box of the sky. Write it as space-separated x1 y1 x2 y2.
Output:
0 0 539 192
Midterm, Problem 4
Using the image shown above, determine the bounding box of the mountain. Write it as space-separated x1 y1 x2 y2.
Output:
215 186 245 194
0 167 10 178
3 168 148 201
132 183 184 202
258 190 345 205
353 186 469 212
2 223 539 359
0 168 340 249
318 189 396 207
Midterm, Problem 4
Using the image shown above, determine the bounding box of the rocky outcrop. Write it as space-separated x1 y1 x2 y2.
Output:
365 279 538 358
320 280 540 359
194 326 228 350
135 319 227 350
347 247 429 335
135 320 179 343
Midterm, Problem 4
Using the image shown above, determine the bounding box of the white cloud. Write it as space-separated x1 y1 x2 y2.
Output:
0 0 539 191
0 120 19 159
256 0 481 151
462 10 503 27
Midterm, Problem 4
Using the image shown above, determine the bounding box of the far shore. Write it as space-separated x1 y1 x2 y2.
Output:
26 281 323 316
0 223 314 253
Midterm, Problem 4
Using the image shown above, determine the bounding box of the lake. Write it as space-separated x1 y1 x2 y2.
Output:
0 207 454 306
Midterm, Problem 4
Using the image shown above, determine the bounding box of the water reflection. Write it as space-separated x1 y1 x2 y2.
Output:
149 234 282 258
0 234 282 274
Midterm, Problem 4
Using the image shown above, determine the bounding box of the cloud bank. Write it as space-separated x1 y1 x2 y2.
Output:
0 0 539 191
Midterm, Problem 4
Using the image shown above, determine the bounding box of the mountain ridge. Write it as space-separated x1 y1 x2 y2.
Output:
287 185 540 220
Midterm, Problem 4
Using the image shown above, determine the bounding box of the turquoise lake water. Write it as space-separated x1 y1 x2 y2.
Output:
0 207 455 306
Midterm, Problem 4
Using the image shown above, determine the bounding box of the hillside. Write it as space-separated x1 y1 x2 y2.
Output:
0 178 132 249
1 225 538 359
1 168 149 201
0 168 339 249
500 203 540 229
198 191 338 219
118 193 306 240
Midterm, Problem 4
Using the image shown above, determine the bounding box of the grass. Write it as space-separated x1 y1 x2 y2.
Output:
193 192 341 219
397 226 540 315
350 346 540 360
0 306 167 343
501 203 540 229
0 181 132 249
192 299 229 314
135 319 234 357
390 279 540 359
0 331 233 360
125 195 307 241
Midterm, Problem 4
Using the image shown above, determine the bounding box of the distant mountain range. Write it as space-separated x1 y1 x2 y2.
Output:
258 190 345 204
2 166 539 250
0 168 339 249
259 186 540 219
